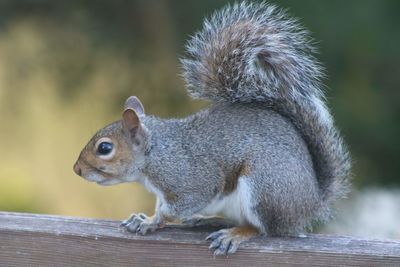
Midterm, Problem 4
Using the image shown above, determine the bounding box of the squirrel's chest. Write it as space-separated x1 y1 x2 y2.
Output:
199 179 250 224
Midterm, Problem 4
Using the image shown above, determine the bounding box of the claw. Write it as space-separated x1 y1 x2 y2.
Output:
121 213 137 226
213 245 229 256
206 229 226 241
227 241 239 254
209 237 222 249
138 222 148 235
137 222 158 235
212 237 231 256
126 218 143 233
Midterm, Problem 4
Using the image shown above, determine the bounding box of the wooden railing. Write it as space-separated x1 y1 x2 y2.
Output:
0 212 399 266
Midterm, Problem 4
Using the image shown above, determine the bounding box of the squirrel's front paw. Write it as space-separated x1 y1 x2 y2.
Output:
121 213 160 235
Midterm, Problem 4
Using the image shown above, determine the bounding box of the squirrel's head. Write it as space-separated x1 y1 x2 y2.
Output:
73 96 148 186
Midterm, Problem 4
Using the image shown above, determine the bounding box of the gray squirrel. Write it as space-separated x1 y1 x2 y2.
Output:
73 2 351 255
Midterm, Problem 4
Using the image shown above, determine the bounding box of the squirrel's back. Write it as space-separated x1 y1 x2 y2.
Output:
181 1 351 220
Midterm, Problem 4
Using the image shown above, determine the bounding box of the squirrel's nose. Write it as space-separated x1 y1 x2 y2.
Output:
73 162 82 176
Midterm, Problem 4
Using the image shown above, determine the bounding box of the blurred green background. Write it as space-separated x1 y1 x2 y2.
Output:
0 0 399 221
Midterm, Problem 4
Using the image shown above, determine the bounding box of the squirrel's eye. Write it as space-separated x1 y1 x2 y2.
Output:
94 137 116 160
97 142 113 155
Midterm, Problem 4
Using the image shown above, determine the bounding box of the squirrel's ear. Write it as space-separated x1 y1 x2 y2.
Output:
124 96 145 116
122 108 140 136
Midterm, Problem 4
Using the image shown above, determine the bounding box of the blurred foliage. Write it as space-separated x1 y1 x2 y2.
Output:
0 0 399 218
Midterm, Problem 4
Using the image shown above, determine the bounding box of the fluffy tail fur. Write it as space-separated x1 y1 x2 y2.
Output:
181 2 351 206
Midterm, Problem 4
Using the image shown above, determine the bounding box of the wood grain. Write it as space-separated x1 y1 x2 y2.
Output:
0 212 399 266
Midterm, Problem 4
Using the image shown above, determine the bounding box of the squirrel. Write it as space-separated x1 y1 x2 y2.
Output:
73 2 351 256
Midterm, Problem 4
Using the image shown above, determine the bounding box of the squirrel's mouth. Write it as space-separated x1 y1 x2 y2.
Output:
96 178 121 186
81 173 119 186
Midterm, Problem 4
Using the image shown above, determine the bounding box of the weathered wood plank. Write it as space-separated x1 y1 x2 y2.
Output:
0 212 399 267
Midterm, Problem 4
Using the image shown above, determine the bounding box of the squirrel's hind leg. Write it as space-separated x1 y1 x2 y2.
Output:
206 225 260 256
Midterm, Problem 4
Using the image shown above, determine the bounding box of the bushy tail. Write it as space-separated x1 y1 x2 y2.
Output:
181 2 351 206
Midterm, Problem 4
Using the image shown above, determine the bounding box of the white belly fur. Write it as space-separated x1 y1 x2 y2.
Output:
199 178 264 230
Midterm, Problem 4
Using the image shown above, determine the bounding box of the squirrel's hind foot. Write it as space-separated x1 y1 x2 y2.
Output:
206 225 260 256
